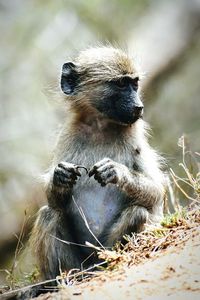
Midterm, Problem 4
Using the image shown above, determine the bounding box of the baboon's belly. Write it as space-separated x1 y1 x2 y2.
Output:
70 180 126 245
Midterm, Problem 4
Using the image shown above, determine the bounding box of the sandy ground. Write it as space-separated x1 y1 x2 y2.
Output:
35 226 200 300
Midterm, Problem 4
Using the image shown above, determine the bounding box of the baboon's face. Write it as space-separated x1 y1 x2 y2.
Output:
60 56 143 125
92 76 143 125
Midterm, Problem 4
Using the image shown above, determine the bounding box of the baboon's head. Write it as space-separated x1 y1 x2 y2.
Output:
61 47 143 125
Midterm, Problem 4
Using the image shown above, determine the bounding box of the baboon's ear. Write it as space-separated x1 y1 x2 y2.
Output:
61 62 78 95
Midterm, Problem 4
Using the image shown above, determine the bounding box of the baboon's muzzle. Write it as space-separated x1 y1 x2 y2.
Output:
115 100 144 124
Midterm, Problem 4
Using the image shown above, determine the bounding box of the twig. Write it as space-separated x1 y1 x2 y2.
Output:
72 196 105 249
8 210 30 288
50 235 91 248
170 169 197 202
80 251 95 279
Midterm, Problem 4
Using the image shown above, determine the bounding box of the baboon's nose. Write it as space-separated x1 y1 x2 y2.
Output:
134 106 144 116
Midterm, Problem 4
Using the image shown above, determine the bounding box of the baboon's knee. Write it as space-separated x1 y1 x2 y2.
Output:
132 206 148 230
105 206 148 246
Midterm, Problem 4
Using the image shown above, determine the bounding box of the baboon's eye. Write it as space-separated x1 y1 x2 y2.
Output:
132 77 139 90
114 77 129 89
113 77 139 90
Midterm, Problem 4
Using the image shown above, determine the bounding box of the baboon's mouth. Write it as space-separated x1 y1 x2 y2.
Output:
128 116 141 124
117 115 142 126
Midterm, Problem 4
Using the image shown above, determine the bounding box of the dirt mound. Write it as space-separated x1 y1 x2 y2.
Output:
34 209 200 300
2 209 200 300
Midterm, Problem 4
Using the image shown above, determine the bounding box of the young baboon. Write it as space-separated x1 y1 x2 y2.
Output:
31 46 165 280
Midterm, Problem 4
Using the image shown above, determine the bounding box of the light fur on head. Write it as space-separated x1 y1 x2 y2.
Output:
74 46 139 84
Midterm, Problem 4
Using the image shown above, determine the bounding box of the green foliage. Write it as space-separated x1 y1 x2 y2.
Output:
161 209 187 228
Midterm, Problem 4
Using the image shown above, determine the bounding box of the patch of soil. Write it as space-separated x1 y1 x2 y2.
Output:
34 211 200 300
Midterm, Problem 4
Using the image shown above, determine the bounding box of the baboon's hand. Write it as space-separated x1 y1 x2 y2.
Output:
53 162 82 189
89 158 128 187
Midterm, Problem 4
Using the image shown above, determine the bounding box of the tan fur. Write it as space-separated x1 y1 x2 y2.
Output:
75 47 137 82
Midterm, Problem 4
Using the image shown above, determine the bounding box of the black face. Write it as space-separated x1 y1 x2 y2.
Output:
94 76 144 125
60 63 143 125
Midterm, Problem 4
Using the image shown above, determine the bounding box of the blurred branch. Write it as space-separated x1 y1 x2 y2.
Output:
143 29 200 103
128 0 200 103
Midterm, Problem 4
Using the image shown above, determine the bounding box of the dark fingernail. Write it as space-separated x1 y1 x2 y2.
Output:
76 166 88 174
76 171 81 176
88 170 93 177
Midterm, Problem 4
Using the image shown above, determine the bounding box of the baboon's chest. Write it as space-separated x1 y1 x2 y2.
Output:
70 176 127 243
60 134 141 244
65 146 138 244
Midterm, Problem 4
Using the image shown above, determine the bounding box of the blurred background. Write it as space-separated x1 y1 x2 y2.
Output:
0 0 200 286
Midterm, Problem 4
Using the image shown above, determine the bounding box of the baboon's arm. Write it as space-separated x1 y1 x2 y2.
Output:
89 158 164 210
44 162 82 209
119 171 164 209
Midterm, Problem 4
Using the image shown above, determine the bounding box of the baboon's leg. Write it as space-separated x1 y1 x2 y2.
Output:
31 206 81 279
104 205 149 246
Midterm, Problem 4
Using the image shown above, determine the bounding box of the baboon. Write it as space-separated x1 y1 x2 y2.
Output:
31 46 165 280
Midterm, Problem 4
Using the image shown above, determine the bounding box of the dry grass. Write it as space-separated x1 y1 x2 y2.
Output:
56 205 199 288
